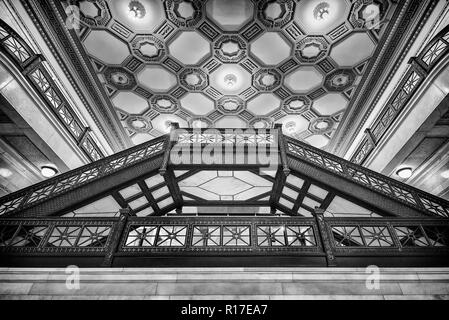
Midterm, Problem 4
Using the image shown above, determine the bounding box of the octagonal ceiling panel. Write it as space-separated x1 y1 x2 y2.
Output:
180 93 214 115
250 32 291 66
215 116 247 128
330 32 376 67
284 66 324 93
67 0 399 147
83 30 130 64
112 92 149 114
137 66 177 92
247 93 281 116
313 93 349 115
79 1 101 18
206 0 253 31
168 31 211 65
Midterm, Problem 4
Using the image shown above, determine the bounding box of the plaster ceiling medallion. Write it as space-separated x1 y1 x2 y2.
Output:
324 69 356 92
283 96 312 114
104 67 136 90
217 96 245 114
295 36 329 64
253 69 282 91
309 117 335 134
126 115 152 133
109 0 165 33
295 0 349 34
209 64 251 95
206 0 254 31
165 0 202 28
250 118 273 129
180 68 208 91
258 0 295 29
150 95 178 113
131 35 166 62
79 0 111 26
350 0 389 29
129 1 146 19
214 35 247 63
280 115 309 136
313 2 330 21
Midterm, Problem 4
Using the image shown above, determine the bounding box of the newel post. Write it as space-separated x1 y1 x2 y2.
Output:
102 208 131 267
313 207 337 267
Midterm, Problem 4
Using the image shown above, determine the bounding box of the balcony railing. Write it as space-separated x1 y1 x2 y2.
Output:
0 210 448 267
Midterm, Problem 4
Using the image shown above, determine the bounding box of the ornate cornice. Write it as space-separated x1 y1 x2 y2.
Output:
20 0 132 152
330 0 439 156
0 18 103 162
350 25 449 166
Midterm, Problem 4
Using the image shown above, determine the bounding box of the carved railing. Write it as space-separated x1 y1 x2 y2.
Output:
175 128 278 145
286 136 449 218
0 213 447 267
351 25 449 165
2 126 449 219
0 19 103 162
0 136 166 216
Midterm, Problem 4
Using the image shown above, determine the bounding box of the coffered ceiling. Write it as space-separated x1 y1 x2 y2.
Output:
62 0 398 149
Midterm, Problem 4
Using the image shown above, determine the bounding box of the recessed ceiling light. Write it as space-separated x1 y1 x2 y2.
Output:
441 170 449 179
396 167 413 179
41 166 58 178
0 168 13 178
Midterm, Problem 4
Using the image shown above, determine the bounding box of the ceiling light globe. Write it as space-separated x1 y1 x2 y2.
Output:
396 167 413 179
41 166 58 178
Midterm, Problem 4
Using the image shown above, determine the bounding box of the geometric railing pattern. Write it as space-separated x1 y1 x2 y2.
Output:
286 136 449 218
328 219 449 248
177 131 277 145
1 127 449 219
0 218 114 253
0 19 104 162
0 136 165 216
123 222 317 250
0 215 448 267
351 24 449 165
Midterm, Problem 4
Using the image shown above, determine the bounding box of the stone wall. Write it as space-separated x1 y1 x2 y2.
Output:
0 268 448 300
